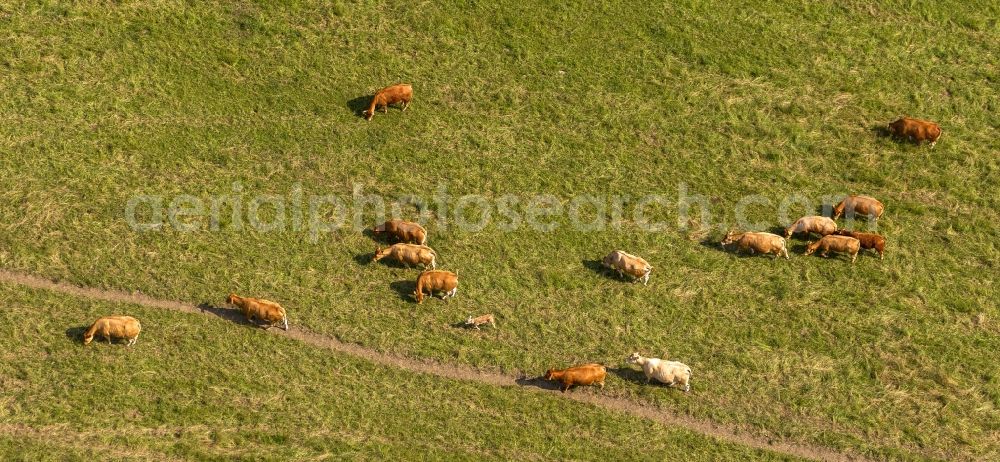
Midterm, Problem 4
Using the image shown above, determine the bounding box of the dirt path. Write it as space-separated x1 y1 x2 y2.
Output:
0 270 870 462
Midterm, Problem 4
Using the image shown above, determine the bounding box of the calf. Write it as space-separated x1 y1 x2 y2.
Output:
804 235 861 263
372 219 427 245
413 270 458 304
373 243 437 269
601 250 652 285
832 195 884 222
626 353 692 392
464 313 496 330
834 230 886 259
888 117 941 147
364 83 412 121
721 231 789 259
543 363 607 392
226 293 289 330
83 315 141 346
785 215 837 239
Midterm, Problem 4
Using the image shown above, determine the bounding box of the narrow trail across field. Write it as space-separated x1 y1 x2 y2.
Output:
0 270 870 462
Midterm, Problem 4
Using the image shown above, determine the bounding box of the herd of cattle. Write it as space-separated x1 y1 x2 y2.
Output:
80 83 943 394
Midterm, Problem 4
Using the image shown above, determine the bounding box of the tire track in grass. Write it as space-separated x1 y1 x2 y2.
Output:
0 270 869 462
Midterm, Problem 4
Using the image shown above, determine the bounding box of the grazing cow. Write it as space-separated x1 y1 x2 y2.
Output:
372 219 427 245
363 83 412 121
464 313 496 330
804 235 861 263
413 270 458 304
601 250 652 285
625 353 692 392
834 230 886 260
543 363 607 392
721 231 789 259
832 195 884 222
785 216 837 239
373 243 437 269
888 117 942 147
226 293 289 330
83 316 141 346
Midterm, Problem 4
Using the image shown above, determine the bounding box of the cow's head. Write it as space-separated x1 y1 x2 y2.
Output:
372 246 388 261
720 231 740 246
625 352 643 364
83 332 94 345
225 293 238 305
465 315 475 325
803 241 820 256
543 369 557 380
363 110 374 121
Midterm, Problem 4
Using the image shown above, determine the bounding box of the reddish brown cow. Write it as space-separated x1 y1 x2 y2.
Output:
832 195 884 222
544 363 607 392
372 219 427 245
834 230 886 259
413 270 458 304
804 235 861 263
364 83 412 121
888 117 941 147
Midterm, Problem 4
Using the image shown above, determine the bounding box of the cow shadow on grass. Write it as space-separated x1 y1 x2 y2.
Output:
582 259 628 282
609 367 660 386
64 326 88 343
870 124 894 139
389 280 417 303
361 228 386 243
354 253 374 266
196 302 258 327
346 95 373 119
767 226 787 237
515 375 562 391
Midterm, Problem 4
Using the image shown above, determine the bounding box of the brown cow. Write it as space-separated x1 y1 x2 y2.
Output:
601 250 652 285
544 363 607 392
804 235 861 263
226 293 289 330
413 270 458 304
721 231 789 259
833 230 886 260
888 117 941 147
372 219 427 245
832 195 884 222
785 216 837 239
364 83 412 121
83 316 141 346
373 243 436 269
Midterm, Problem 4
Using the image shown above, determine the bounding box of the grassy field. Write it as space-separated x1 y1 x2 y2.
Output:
1 0 998 460
0 283 798 461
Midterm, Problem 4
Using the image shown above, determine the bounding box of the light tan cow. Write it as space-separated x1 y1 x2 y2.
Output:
83 316 141 346
721 231 789 259
226 293 289 330
464 314 496 330
602 250 652 285
785 215 837 239
373 243 437 269
832 195 884 222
